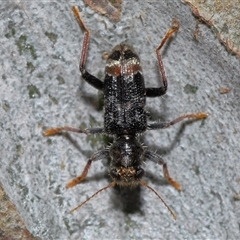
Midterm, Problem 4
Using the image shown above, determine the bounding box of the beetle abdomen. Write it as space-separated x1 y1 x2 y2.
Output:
103 44 147 134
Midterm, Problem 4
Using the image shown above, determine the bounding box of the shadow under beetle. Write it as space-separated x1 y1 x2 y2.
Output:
43 6 207 219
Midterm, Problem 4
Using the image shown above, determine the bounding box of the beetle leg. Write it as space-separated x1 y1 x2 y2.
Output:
145 19 179 97
66 149 109 188
144 150 181 191
147 112 207 130
72 6 104 90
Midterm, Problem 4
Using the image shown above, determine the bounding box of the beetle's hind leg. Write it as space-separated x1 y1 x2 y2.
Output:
145 19 179 98
72 6 104 91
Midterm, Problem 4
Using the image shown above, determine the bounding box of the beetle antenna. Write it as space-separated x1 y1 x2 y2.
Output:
70 181 116 214
140 180 176 220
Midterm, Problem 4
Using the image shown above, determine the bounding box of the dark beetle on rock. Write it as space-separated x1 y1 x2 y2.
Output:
43 6 207 219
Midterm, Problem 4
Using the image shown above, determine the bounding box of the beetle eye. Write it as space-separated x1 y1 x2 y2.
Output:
110 169 120 179
135 168 144 179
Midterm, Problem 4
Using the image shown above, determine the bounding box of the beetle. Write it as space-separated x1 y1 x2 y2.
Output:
43 6 207 219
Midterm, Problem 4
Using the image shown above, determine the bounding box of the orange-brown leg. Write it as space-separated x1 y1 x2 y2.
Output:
163 163 181 191
66 159 92 189
43 125 106 187
145 112 207 190
72 6 104 90
146 18 179 97
71 6 89 73
43 126 104 137
43 127 88 136
148 112 207 130
144 150 181 191
66 149 109 189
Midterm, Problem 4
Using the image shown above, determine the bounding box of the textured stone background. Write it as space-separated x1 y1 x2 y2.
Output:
1 0 240 239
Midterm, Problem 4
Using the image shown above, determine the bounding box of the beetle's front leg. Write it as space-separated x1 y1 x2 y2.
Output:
144 150 181 191
66 149 109 188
